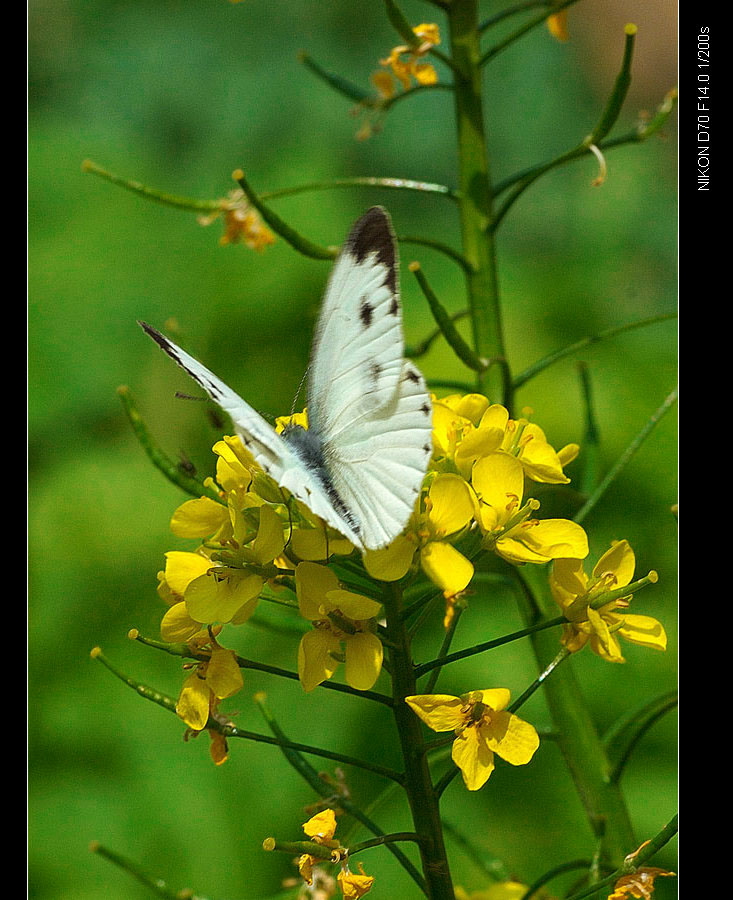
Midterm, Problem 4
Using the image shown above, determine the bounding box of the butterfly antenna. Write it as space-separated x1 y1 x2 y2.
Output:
290 365 310 418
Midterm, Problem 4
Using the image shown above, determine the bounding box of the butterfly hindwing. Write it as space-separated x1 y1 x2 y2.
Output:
325 360 433 550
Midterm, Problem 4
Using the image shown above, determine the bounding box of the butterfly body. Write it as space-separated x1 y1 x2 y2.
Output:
141 207 432 551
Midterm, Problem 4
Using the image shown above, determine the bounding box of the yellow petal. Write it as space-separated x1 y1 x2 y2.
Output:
472 453 524 525
427 474 475 535
481 710 539 766
206 647 244 699
557 443 580 466
446 393 490 425
412 61 438 85
344 631 383 691
337 869 375 899
170 497 228 538
519 428 570 484
185 571 263 624
163 551 212 597
160 601 203 643
405 694 466 732
325 589 382 621
618 614 667 651
478 404 509 432
295 561 340 620
420 541 474 595
587 606 624 661
593 539 635 588
298 628 341 692
303 808 337 841
452 726 495 790
454 427 504 478
176 671 210 731
363 535 415 581
550 557 588 604
499 519 589 565
251 504 285 564
473 688 511 711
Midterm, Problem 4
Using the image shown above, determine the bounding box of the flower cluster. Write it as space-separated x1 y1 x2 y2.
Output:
156 392 665 763
198 188 276 250
372 23 441 100
294 809 374 899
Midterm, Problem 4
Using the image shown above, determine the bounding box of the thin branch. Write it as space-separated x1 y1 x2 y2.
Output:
261 176 460 203
512 313 677 389
574 388 677 525
479 0 582 67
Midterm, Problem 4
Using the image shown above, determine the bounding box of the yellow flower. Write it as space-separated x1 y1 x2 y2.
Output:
434 398 578 484
337 863 374 899
175 645 243 731
198 189 275 251
405 690 540 791
472 452 588 565
373 23 441 97
607 867 675 899
297 809 343 888
296 562 384 692
550 541 666 662
183 502 286 625
363 473 475 599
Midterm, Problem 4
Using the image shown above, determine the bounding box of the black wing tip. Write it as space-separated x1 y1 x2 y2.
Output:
139 320 172 352
345 207 397 292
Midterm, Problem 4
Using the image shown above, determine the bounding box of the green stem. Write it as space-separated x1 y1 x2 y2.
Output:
89 843 188 900
448 0 507 401
261 176 460 203
233 169 337 260
254 694 427 892
81 159 221 212
574 388 678 525
405 309 470 358
479 0 582 66
117 385 221 502
383 582 455 899
512 313 676 389
131 631 393 707
512 570 636 866
424 602 466 693
414 615 566 677
410 261 490 372
564 814 677 900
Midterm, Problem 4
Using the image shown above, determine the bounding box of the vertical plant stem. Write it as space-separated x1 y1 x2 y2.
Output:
514 570 636 866
383 582 455 899
447 0 507 403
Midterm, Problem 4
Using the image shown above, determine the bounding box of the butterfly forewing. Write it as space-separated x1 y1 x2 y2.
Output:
141 206 432 553
306 207 405 439
138 322 363 546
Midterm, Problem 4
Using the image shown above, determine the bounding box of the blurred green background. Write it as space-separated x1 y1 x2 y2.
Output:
29 1 677 897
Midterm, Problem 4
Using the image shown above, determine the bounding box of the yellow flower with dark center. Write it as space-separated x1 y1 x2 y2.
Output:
550 540 665 662
406 689 540 791
295 562 384 692
472 452 588 565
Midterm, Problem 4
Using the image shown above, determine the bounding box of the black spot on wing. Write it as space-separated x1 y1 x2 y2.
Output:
359 298 374 328
405 368 421 384
370 362 382 383
345 207 397 294
420 403 430 416
389 297 399 316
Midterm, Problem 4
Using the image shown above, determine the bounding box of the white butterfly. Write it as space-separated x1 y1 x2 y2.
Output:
141 206 433 552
